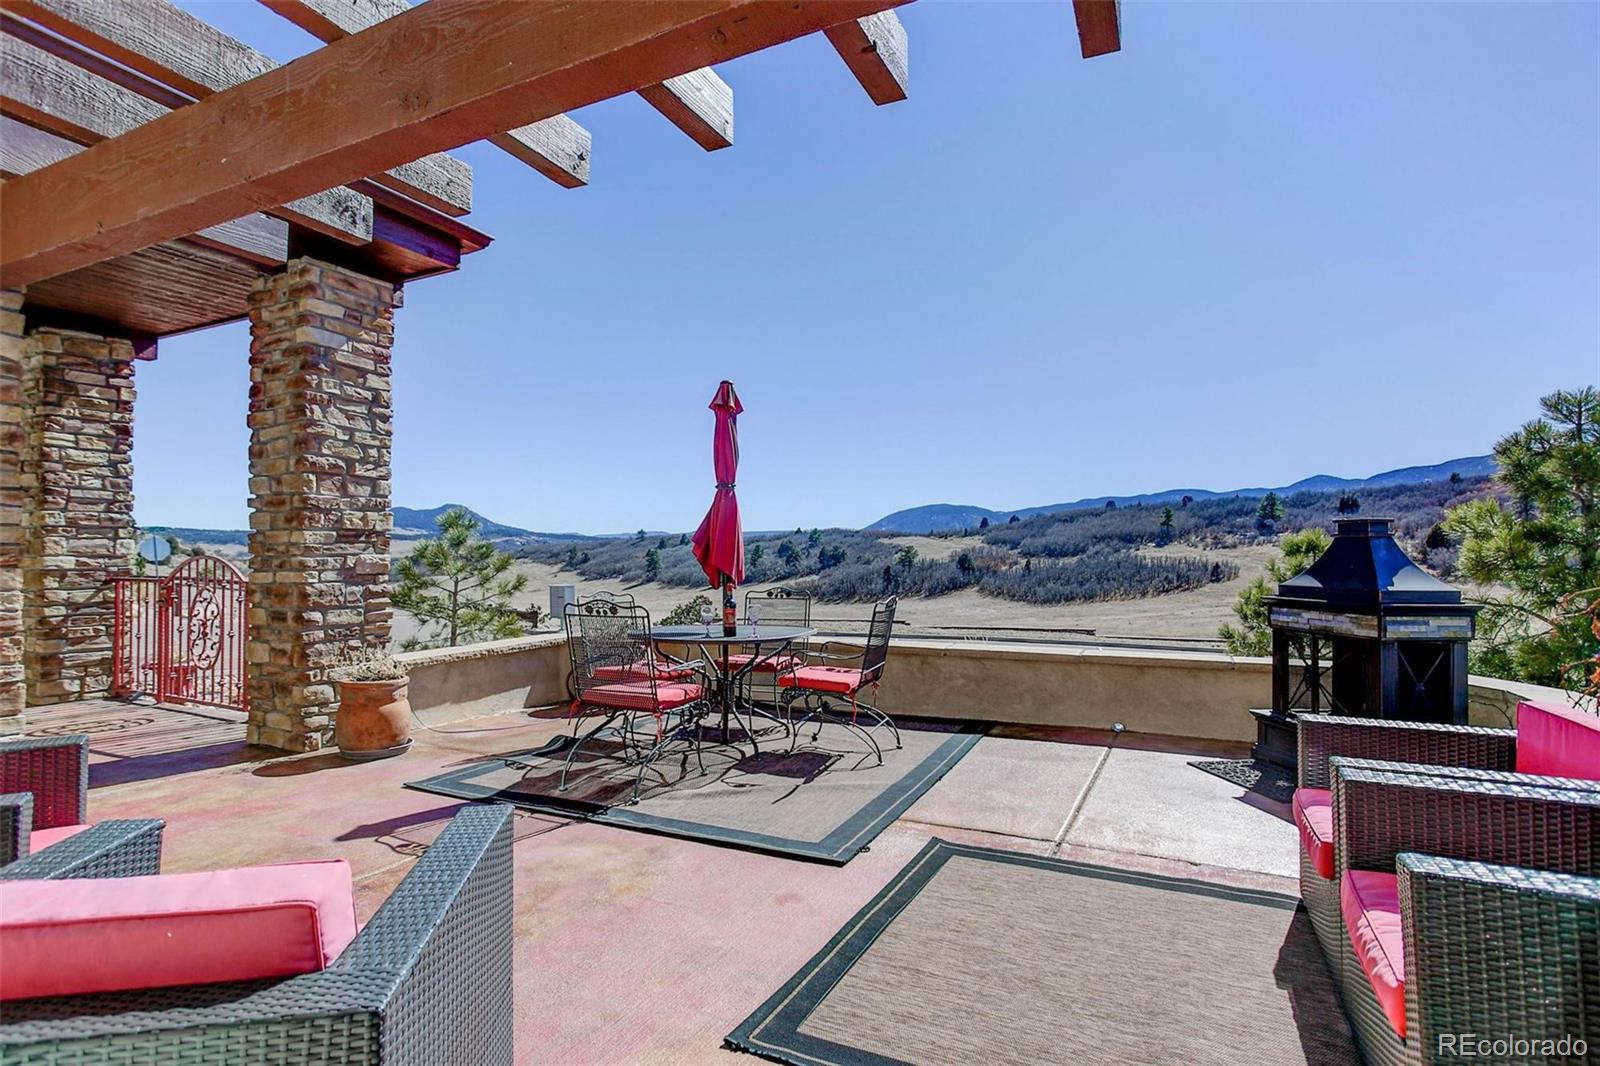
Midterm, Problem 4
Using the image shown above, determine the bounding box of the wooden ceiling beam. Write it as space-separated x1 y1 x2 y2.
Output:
0 115 288 267
258 0 592 188
638 68 733 151
824 11 907 106
0 30 371 245
5 0 473 215
0 0 906 287
1071 0 1121 59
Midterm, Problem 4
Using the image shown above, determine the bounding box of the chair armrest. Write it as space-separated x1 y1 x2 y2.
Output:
0 793 32 866
0 819 164 880
0 805 513 1065
805 642 862 663
0 736 89 829
1332 760 1600 882
1297 715 1515 789
1399 853 1600 1054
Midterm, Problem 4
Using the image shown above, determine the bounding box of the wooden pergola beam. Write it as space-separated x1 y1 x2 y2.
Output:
0 0 906 287
5 0 473 215
0 115 288 267
824 11 907 105
638 68 733 151
1071 0 1120 59
0 30 372 245
258 0 592 188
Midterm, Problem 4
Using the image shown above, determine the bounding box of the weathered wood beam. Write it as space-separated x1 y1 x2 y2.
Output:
0 30 371 245
1072 0 1120 59
638 68 733 151
0 115 288 267
824 12 907 106
257 0 591 188
0 0 906 287
6 0 472 214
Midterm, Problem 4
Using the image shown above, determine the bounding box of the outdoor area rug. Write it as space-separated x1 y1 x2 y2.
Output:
406 720 981 864
727 838 1359 1066
1189 756 1297 804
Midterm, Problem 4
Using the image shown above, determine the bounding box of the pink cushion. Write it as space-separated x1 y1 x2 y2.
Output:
1516 699 1600 781
777 666 863 695
27 823 93 853
726 653 804 674
1342 869 1406 1039
1292 788 1334 880
0 860 357 1001
592 661 698 683
582 681 705 712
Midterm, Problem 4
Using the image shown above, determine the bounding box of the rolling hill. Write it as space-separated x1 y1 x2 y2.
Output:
865 454 1497 534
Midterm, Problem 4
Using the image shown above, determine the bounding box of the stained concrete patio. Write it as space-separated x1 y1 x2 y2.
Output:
20 699 1300 1064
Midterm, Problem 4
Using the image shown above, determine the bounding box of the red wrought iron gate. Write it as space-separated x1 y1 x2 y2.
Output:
113 556 249 711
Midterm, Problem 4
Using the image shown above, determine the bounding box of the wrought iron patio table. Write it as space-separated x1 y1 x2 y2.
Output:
644 624 816 750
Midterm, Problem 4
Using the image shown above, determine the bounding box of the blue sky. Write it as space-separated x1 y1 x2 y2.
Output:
139 1 1599 534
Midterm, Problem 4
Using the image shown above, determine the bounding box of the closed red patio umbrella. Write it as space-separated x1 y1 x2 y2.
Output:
691 380 744 634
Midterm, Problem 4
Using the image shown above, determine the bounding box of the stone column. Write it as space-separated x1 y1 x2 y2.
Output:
246 258 395 752
0 291 25 727
19 328 137 706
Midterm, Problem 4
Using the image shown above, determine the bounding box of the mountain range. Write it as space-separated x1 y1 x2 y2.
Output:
151 455 1498 545
863 454 1497 534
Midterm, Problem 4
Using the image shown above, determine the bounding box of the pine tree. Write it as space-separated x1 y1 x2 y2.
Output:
1444 385 1600 685
392 508 529 649
1219 528 1332 655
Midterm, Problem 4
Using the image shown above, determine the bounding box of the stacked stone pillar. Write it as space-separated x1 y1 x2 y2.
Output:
0 291 24 727
18 327 137 705
246 258 395 751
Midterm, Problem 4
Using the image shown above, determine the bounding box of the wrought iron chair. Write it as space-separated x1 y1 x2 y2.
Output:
779 596 899 765
729 586 814 708
562 600 710 802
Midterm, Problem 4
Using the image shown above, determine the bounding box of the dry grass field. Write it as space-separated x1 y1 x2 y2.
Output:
386 537 1282 651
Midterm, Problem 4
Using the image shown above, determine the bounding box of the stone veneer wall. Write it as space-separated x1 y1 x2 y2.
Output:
246 258 396 751
0 291 24 725
19 328 136 705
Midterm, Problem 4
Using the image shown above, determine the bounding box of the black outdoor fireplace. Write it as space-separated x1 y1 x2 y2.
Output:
1249 517 1479 770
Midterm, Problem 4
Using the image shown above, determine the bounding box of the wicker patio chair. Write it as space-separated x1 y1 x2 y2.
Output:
780 596 899 765
0 817 165 881
729 587 813 708
1294 709 1599 973
0 803 515 1066
1 735 91 867
1326 760 1600 1065
562 599 710 802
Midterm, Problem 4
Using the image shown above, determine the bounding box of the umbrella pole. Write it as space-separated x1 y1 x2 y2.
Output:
720 575 735 741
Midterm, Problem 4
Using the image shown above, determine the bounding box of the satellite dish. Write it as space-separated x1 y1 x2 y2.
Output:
137 534 173 565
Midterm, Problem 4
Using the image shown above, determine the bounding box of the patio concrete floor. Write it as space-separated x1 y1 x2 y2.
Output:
21 699 1300 1064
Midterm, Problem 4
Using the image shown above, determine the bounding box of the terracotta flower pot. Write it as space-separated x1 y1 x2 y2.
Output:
335 677 413 760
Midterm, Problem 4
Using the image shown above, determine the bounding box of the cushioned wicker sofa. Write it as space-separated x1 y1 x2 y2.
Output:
0 802 515 1066
1293 702 1600 1066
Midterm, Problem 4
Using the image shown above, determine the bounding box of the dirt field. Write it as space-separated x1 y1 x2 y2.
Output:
387 539 1283 651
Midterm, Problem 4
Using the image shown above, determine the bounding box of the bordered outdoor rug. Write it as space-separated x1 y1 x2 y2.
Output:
728 839 1359 1065
406 720 980 864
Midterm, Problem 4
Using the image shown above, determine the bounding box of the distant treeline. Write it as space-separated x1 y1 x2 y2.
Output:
522 474 1498 605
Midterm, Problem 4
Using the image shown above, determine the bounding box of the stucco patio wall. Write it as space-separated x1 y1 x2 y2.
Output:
397 634 1590 741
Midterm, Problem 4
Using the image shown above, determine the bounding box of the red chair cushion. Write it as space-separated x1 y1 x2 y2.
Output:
0 860 358 1001
1292 788 1334 880
777 666 862 695
1341 869 1406 1039
27 823 92 854
1516 699 1600 781
582 682 705 712
592 662 698 683
726 653 804 674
